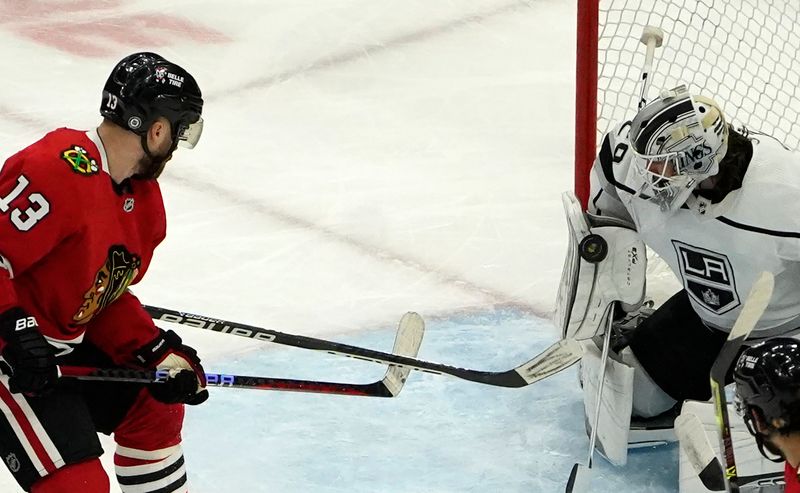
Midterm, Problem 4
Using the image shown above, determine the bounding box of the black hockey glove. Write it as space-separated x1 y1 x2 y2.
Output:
0 307 57 396
134 329 209 406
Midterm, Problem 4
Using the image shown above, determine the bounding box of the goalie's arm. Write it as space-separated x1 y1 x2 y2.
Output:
587 124 637 223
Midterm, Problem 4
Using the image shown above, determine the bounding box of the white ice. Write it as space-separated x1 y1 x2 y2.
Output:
0 1 677 491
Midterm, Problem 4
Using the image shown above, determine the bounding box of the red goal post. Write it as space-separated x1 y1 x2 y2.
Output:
574 0 800 209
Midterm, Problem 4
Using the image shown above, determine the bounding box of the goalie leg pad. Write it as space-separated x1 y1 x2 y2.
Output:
555 191 646 340
580 340 634 466
619 347 677 418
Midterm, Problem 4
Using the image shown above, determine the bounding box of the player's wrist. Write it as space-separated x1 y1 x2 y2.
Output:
133 329 208 405
0 306 39 338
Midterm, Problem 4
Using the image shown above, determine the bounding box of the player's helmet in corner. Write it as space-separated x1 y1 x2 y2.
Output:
734 338 800 459
627 85 728 212
101 52 204 149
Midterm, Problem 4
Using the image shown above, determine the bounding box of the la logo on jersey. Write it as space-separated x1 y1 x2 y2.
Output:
672 240 740 314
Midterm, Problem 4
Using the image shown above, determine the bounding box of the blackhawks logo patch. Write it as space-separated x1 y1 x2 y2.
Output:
61 145 99 175
72 245 141 325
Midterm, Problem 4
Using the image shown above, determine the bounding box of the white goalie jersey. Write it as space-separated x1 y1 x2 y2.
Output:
590 122 800 339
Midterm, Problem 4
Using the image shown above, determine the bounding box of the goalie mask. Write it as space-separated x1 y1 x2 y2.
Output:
734 338 800 461
627 85 728 212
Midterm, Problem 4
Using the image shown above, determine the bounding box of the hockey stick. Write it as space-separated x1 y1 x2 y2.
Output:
676 411 784 491
60 311 425 398
675 412 726 491
709 271 774 493
637 26 664 110
59 366 404 397
565 304 614 493
143 305 584 388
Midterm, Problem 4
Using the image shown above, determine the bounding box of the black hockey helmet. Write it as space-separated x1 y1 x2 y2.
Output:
101 52 203 149
734 337 800 435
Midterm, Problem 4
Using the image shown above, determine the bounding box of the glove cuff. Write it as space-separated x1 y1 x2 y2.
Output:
133 329 183 367
0 307 33 338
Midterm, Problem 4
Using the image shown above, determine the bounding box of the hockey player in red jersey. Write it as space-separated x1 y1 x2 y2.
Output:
0 52 207 492
734 338 800 493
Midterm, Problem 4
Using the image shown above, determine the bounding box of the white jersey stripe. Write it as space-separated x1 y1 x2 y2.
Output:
10 390 65 470
115 443 182 461
0 376 47 475
115 449 182 476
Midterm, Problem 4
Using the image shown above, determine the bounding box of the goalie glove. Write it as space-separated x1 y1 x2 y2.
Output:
134 329 209 405
555 191 646 340
0 307 58 395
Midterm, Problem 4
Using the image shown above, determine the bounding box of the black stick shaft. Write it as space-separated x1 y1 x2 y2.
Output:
143 305 582 388
59 366 394 397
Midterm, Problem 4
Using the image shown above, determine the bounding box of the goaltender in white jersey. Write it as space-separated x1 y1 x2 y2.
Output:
592 102 800 338
556 84 800 470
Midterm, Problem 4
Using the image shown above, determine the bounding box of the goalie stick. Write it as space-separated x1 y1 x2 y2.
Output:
567 24 662 487
709 271 774 493
143 305 584 388
675 412 784 491
59 311 425 398
565 304 614 493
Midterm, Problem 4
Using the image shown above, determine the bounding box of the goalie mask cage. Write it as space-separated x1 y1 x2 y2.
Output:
574 0 800 208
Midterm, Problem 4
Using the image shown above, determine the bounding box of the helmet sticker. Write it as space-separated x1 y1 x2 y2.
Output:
155 66 168 83
154 65 183 87
61 146 99 175
128 116 142 129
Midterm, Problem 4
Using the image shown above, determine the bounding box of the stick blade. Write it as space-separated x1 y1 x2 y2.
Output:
564 463 590 493
381 312 425 396
675 412 725 491
516 338 583 385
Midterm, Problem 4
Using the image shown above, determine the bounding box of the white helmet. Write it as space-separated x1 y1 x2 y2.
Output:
627 85 729 212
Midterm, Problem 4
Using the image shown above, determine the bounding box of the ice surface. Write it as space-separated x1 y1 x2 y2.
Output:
181 311 678 492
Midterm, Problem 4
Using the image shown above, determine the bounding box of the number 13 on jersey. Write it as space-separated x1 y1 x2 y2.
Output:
0 175 50 231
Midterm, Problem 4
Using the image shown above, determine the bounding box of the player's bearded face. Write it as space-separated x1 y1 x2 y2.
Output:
137 149 173 180
137 123 176 180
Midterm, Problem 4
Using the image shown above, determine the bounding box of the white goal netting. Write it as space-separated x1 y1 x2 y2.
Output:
596 0 800 151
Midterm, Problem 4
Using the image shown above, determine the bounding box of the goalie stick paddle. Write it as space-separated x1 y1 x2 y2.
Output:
143 305 584 388
709 271 774 493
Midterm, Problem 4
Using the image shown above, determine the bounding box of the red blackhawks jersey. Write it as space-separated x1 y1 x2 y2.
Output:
787 461 800 493
0 127 164 363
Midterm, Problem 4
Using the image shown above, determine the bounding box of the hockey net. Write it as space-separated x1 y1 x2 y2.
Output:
575 0 800 208
574 0 800 303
